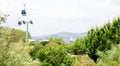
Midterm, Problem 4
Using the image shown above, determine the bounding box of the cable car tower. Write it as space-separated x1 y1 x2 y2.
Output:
18 4 33 42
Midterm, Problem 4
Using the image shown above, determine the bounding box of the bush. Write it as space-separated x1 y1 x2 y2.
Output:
97 44 120 66
0 13 39 66
37 45 73 66
48 37 65 45
0 27 31 42
0 39 40 66
31 41 73 66
68 38 87 55
72 55 97 66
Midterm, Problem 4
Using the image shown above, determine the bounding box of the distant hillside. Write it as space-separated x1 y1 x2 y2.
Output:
32 32 87 41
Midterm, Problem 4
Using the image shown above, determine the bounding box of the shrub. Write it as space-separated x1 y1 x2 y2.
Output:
97 44 120 66
72 55 97 66
0 39 40 66
36 45 73 66
68 38 87 55
0 27 31 42
31 41 73 66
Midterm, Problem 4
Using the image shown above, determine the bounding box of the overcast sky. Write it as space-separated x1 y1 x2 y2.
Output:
0 0 120 36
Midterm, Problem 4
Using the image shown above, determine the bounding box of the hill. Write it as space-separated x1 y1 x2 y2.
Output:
32 32 87 41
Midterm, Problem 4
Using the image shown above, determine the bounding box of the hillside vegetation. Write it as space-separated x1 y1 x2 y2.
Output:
1 12 120 66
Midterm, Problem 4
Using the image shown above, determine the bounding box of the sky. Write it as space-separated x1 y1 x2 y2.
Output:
0 0 120 36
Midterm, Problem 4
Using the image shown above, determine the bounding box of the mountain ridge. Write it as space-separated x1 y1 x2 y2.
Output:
32 32 87 40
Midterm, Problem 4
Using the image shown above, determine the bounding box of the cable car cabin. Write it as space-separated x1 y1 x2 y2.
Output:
21 10 26 16
22 20 26 24
30 20 33 24
18 21 22 25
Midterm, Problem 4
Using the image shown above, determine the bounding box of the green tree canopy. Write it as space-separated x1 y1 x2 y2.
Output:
85 17 120 61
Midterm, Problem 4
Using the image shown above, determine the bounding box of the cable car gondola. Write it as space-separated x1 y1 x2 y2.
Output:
21 9 26 16
30 20 33 24
22 20 26 24
18 21 22 25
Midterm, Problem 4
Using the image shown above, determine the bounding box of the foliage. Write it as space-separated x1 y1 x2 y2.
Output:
10 28 31 41
31 41 73 66
30 37 65 59
0 12 40 66
48 37 65 45
85 17 120 61
30 42 45 59
72 55 97 66
97 44 120 66
0 12 31 42
0 11 9 23
67 38 87 55
0 39 40 66
37 46 72 66
38 40 49 46
0 27 31 42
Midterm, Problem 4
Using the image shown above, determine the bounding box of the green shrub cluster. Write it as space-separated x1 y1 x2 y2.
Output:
0 38 40 66
30 39 73 66
0 15 40 66
67 38 87 55
48 37 65 45
0 27 31 42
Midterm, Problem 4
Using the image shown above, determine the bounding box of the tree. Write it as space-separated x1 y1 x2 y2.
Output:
85 17 120 61
0 11 9 23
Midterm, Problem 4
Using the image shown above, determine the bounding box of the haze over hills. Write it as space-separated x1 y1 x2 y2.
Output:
32 32 87 41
